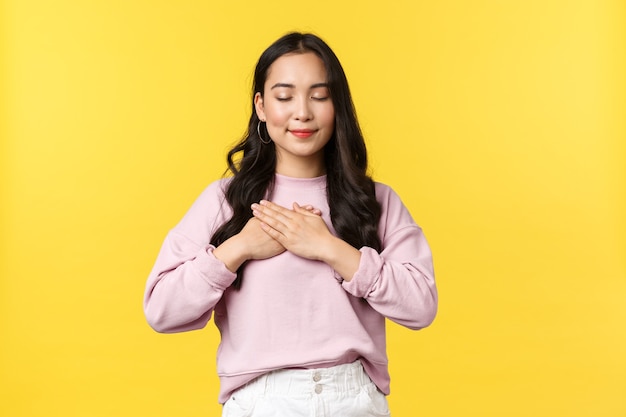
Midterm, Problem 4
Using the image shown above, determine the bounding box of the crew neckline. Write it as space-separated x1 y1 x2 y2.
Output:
274 173 327 190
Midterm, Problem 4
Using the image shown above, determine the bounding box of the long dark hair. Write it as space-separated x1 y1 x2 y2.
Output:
211 32 381 288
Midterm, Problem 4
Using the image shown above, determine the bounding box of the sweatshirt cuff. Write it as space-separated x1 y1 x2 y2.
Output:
341 247 383 298
193 245 237 291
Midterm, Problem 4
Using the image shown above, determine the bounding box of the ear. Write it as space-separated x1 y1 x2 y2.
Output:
254 92 266 121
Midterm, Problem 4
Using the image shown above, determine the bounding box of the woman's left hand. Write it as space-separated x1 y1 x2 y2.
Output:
251 200 332 261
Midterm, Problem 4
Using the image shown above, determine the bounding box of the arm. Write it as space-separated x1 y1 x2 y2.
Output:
143 181 236 333
143 232 237 333
341 186 437 330
342 226 437 330
144 181 303 333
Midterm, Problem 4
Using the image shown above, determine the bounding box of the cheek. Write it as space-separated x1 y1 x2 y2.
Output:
322 107 335 129
264 105 289 125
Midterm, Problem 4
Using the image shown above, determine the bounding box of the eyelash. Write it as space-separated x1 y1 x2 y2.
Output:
276 96 329 102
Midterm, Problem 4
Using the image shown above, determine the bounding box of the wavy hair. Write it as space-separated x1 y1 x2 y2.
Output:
211 32 381 288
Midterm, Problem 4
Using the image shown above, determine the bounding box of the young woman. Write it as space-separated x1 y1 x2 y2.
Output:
144 32 437 416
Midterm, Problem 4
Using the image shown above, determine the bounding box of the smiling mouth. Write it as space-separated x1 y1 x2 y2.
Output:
290 129 315 139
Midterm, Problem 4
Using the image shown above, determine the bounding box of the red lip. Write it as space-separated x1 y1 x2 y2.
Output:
290 129 315 139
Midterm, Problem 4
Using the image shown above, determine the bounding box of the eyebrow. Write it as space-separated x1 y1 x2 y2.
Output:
270 82 329 90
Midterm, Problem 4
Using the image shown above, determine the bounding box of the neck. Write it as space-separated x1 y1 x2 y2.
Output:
275 155 326 178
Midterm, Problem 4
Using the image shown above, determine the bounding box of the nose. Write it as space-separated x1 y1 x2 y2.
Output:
294 96 313 121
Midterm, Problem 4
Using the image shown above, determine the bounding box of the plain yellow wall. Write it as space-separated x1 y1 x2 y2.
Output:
1 1 624 416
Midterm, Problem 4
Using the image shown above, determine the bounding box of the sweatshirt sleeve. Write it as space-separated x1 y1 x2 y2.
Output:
341 184 438 330
143 180 237 333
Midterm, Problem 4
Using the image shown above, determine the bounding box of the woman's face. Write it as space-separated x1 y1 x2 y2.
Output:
255 52 335 177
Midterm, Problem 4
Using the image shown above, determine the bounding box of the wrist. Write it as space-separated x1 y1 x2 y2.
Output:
320 236 361 281
213 234 249 273
317 235 342 263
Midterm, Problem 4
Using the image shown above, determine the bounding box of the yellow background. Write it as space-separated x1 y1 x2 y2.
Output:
1 0 624 416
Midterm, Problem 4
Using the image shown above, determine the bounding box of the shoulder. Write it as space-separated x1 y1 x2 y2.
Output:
373 181 403 206
202 177 231 198
186 177 232 210
172 177 233 244
373 181 421 235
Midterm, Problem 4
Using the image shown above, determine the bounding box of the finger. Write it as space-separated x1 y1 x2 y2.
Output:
252 206 282 229
252 201 287 221
259 200 293 219
252 204 293 232
259 220 285 242
293 202 320 217
301 205 322 216
253 201 295 227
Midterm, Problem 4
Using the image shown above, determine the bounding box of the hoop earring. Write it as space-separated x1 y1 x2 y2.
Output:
257 121 271 145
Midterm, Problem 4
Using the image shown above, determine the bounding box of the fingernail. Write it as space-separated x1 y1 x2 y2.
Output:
251 203 258 209
259 200 267 205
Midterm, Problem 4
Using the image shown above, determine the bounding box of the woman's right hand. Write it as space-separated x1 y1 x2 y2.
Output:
212 217 284 273
238 217 286 260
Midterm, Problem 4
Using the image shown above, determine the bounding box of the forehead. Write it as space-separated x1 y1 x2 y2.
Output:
265 52 327 86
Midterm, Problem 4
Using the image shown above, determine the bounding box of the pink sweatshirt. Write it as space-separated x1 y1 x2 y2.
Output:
144 174 437 404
